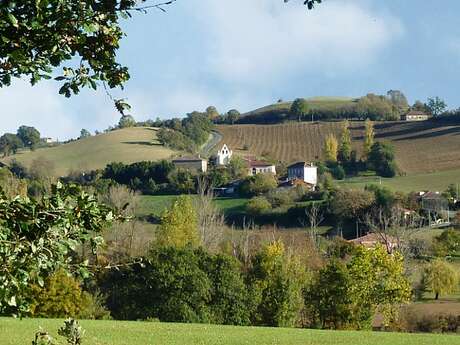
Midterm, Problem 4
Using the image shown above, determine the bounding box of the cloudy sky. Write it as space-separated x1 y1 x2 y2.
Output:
2 0 460 139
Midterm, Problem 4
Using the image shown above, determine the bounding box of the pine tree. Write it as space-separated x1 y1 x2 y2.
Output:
338 120 352 162
363 119 374 160
324 134 338 163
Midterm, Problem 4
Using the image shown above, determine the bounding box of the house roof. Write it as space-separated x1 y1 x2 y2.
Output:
406 110 429 116
287 161 316 169
349 233 397 246
247 160 274 168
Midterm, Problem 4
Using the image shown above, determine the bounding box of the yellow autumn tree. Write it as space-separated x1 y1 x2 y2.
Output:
363 119 374 160
338 120 352 162
324 133 338 162
156 195 199 248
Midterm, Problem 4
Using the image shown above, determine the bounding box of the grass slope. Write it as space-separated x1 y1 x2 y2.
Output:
2 127 176 176
217 119 460 175
242 97 356 118
1 318 459 345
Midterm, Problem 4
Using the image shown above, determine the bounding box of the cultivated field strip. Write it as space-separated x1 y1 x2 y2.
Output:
217 120 460 174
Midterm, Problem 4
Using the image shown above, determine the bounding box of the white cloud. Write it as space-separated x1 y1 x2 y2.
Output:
0 80 77 140
187 0 404 85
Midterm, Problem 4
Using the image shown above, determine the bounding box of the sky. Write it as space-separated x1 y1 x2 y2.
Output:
2 0 460 140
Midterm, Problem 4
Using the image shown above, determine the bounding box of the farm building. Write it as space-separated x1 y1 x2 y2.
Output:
216 144 233 166
400 110 429 121
287 162 317 186
245 159 276 176
172 157 208 173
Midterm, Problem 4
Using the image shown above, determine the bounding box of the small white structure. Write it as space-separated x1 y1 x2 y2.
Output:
246 160 276 176
287 162 317 186
216 144 233 166
43 137 54 144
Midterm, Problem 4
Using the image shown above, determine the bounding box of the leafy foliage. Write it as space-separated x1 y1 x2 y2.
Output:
290 98 309 122
367 142 398 177
101 247 249 324
17 125 41 148
422 259 459 300
324 134 338 163
156 195 199 248
248 241 305 327
0 1 133 97
0 182 117 315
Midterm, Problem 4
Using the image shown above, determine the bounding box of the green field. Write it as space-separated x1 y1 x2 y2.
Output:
338 169 460 193
137 195 249 218
1 127 176 177
1 318 459 345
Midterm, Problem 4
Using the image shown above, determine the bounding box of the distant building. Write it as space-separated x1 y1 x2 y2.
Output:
401 110 429 121
216 144 233 166
43 137 54 144
287 162 318 186
172 157 208 173
349 233 398 253
246 159 276 176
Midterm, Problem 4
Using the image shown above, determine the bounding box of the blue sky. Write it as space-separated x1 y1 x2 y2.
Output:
2 0 460 139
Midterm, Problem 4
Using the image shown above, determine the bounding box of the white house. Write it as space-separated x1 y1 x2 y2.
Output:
246 159 276 176
287 162 317 186
216 144 233 166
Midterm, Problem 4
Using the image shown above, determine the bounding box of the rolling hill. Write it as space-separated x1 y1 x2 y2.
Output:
1 127 177 177
217 119 460 175
240 96 357 123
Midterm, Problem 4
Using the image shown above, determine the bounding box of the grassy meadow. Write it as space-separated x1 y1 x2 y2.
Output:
1 318 459 345
1 127 176 177
136 195 249 219
338 168 460 193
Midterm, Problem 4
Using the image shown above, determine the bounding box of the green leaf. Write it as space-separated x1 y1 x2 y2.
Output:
7 13 18 28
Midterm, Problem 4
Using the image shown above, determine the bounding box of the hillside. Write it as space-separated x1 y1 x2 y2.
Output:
2 127 176 176
217 119 460 174
240 97 357 123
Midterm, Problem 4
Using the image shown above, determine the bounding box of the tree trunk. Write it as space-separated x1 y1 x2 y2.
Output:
435 292 439 300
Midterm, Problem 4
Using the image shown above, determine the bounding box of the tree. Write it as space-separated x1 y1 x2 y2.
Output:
79 129 91 139
248 241 305 327
205 106 219 120
0 133 23 156
363 119 374 160
338 120 351 162
427 97 447 117
228 156 248 179
433 229 460 257
240 173 278 196
290 98 309 122
246 196 272 216
386 90 409 113
330 189 374 223
422 259 459 300
367 142 397 177
307 246 411 329
17 125 41 149
156 195 199 248
324 134 338 163
226 109 240 125
304 202 325 248
0 182 118 315
412 100 429 113
28 269 93 318
118 115 136 128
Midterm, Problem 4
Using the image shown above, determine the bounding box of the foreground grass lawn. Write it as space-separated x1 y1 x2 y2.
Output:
1 318 459 345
